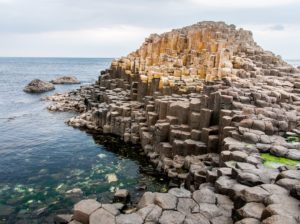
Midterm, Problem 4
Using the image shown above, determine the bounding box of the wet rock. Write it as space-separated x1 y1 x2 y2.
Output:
114 189 129 203
24 79 55 93
54 214 73 224
0 204 14 216
51 76 80 84
33 207 47 217
65 188 84 198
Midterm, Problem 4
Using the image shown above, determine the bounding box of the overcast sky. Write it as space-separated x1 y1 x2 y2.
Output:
0 0 299 59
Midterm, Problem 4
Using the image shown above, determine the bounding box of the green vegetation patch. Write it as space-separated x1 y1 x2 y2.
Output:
261 153 300 168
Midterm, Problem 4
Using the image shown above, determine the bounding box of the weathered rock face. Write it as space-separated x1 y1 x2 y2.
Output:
49 21 300 224
24 79 55 93
51 76 80 84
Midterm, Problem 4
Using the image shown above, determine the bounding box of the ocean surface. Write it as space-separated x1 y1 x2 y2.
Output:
286 59 300 67
0 58 167 223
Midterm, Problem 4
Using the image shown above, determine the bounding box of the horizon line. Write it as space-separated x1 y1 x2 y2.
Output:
0 56 117 59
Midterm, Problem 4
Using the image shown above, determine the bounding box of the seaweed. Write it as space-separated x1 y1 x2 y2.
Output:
261 153 300 168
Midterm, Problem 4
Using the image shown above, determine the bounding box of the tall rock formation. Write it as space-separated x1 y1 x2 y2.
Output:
49 22 300 224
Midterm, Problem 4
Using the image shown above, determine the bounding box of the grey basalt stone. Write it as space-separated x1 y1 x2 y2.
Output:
154 193 177 210
116 213 143 224
237 202 265 219
192 188 216 204
159 210 186 224
90 208 116 224
73 199 101 224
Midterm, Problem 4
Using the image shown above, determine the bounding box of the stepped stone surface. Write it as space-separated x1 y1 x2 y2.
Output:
48 21 300 224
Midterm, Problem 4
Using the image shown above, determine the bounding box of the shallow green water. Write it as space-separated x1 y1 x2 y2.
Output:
0 58 167 224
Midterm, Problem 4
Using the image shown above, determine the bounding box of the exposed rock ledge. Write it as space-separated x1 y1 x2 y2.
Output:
48 22 300 224
51 76 81 84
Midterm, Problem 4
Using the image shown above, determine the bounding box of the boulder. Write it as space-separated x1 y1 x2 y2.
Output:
24 79 55 93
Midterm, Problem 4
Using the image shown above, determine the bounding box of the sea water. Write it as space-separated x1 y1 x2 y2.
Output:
0 58 167 223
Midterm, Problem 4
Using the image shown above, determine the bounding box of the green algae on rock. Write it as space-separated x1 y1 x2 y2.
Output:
261 153 300 168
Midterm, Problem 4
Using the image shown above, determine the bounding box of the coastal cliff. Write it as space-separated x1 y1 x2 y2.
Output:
49 22 300 224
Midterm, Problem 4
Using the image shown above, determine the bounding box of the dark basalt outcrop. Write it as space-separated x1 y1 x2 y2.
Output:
49 22 300 224
24 79 55 93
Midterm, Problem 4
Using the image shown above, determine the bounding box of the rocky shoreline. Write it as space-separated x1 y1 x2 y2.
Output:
49 22 300 224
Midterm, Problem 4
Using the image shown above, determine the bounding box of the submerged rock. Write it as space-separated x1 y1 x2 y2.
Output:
51 76 80 84
24 79 54 93
0 204 14 216
114 189 129 203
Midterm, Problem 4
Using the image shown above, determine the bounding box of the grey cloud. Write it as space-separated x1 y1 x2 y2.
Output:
0 0 299 34
269 24 285 31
